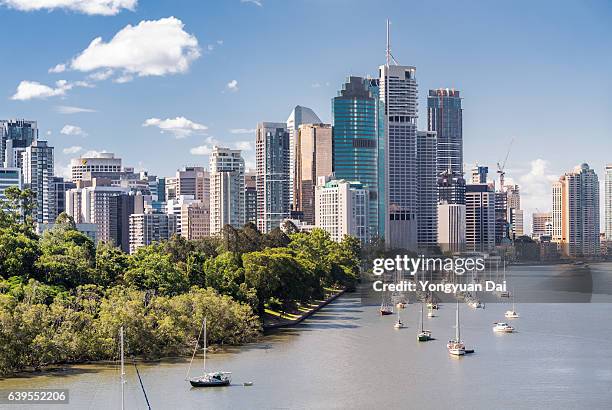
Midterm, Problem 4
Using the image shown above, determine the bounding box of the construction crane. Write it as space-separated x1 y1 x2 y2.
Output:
497 137 515 191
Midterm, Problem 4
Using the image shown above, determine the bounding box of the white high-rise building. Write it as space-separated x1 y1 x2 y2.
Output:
605 164 612 241
286 106 321 209
379 60 418 250
129 213 177 253
437 202 466 253
552 163 600 257
209 146 245 235
166 195 199 236
315 177 369 243
70 152 122 182
22 140 54 224
256 122 290 233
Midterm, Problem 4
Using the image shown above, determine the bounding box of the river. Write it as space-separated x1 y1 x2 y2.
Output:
2 263 612 409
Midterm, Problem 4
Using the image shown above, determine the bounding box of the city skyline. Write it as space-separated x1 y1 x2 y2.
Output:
0 0 610 232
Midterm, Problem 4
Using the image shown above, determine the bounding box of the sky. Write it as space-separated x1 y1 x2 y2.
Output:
0 0 611 232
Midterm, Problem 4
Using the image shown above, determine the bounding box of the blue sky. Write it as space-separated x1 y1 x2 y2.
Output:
1 0 611 228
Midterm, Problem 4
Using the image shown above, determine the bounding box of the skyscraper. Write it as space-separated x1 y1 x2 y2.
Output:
129 213 177 254
245 172 257 224
379 62 418 250
209 146 245 234
465 184 496 252
470 165 488 184
438 202 466 253
287 106 321 209
532 212 552 239
428 89 463 176
416 130 438 249
552 163 600 257
22 140 54 224
295 123 332 224
333 76 380 239
606 164 612 241
70 152 122 182
176 166 209 203
1 119 37 167
0 167 21 201
256 122 290 233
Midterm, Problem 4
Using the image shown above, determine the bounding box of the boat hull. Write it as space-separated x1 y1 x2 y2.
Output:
190 379 231 387
380 310 393 316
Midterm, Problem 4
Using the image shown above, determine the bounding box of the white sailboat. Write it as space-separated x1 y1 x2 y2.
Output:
447 300 466 356
186 318 231 387
505 286 519 318
393 308 405 329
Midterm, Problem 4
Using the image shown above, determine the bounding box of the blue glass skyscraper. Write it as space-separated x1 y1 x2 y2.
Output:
332 76 379 240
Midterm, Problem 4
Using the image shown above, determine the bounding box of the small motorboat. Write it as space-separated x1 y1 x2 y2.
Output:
493 322 515 333
243 381 254 386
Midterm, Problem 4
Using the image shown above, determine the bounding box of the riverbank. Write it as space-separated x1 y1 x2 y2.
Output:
262 287 346 331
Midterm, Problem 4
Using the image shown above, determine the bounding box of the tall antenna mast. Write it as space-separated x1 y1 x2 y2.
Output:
386 19 390 66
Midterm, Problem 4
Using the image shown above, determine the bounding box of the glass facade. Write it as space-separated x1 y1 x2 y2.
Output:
332 76 379 240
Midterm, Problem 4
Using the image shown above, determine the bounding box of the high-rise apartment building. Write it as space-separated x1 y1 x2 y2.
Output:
1 119 37 167
176 166 210 203
605 164 612 240
416 130 438 249
70 152 122 182
255 122 290 233
315 177 369 244
245 172 257 224
437 202 466 253
295 123 332 224
552 163 600 257
532 212 552 239
166 195 199 237
379 63 418 250
209 146 245 234
287 106 321 208
465 184 496 252
333 76 380 239
180 201 210 240
49 177 76 221
129 213 177 254
22 140 54 224
505 184 523 239
0 167 21 201
470 165 488 185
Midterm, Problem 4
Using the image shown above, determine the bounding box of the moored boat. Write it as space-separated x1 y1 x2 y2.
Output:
493 322 515 333
186 318 232 388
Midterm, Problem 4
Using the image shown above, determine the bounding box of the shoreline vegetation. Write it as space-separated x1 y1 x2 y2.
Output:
0 187 361 377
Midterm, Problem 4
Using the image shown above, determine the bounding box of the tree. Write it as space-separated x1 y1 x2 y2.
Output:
0 187 36 232
95 242 129 286
0 227 40 279
124 245 189 296
202 252 244 298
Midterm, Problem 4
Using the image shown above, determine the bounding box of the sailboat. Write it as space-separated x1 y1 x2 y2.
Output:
393 308 405 328
417 303 432 341
380 292 393 316
186 318 231 387
447 301 466 356
505 286 519 318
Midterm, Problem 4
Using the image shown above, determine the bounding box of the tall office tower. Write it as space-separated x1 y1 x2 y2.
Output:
245 172 257 225
333 76 380 239
176 166 210 203
532 212 552 239
505 184 523 239
22 140 54 224
157 177 166 202
552 163 600 257
65 178 131 245
437 201 466 253
129 213 177 254
49 177 76 221
209 146 245 234
166 195 199 236
470 165 488 184
437 171 466 205
315 176 369 244
255 122 290 233
287 106 321 209
164 177 177 201
295 124 333 224
506 184 521 209
428 89 463 176
180 201 210 240
1 119 37 167
70 152 122 182
379 59 418 250
0 167 21 200
606 164 612 240
465 184 496 252
115 192 144 252
494 191 510 244
416 131 438 249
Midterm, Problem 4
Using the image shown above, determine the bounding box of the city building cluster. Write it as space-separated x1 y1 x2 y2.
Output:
0 36 609 258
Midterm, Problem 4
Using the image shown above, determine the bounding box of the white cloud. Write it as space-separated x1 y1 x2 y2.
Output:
113 74 133 83
60 124 87 136
1 0 137 16
69 17 200 78
82 150 108 158
517 159 559 233
48 63 66 73
143 116 208 139
234 141 253 151
56 105 97 114
229 128 255 134
226 79 238 92
190 145 213 156
55 162 72 179
63 146 83 154
11 79 72 100
241 0 262 6
88 69 114 81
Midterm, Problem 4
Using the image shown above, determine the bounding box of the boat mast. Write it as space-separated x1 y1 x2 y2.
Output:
120 326 125 410
420 303 424 332
455 300 460 342
203 318 207 373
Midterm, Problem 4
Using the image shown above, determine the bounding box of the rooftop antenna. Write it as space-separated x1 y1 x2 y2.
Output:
386 19 399 66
